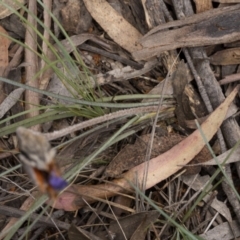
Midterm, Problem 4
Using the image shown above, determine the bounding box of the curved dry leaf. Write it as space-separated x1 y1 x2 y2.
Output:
0 88 24 119
210 47 240 65
83 0 142 53
52 86 238 211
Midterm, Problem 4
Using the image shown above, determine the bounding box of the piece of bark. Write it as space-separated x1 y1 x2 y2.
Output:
122 0 147 34
142 0 165 29
0 25 10 104
143 4 240 38
24 1 39 130
181 2 240 153
133 4 240 60
141 0 180 73
39 0 53 91
193 0 212 13
178 0 240 225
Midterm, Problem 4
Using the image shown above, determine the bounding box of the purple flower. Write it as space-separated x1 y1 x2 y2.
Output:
49 172 68 190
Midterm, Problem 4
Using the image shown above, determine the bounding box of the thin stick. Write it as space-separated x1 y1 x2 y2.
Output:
44 106 170 140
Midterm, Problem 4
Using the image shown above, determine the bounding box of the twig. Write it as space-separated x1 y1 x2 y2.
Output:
44 106 169 140
25 0 39 131
39 0 53 90
219 73 240 85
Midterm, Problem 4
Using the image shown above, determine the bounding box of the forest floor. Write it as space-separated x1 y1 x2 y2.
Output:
0 1 240 240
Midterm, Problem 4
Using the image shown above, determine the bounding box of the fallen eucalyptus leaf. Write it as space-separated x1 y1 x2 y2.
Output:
52 86 239 211
123 85 239 190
